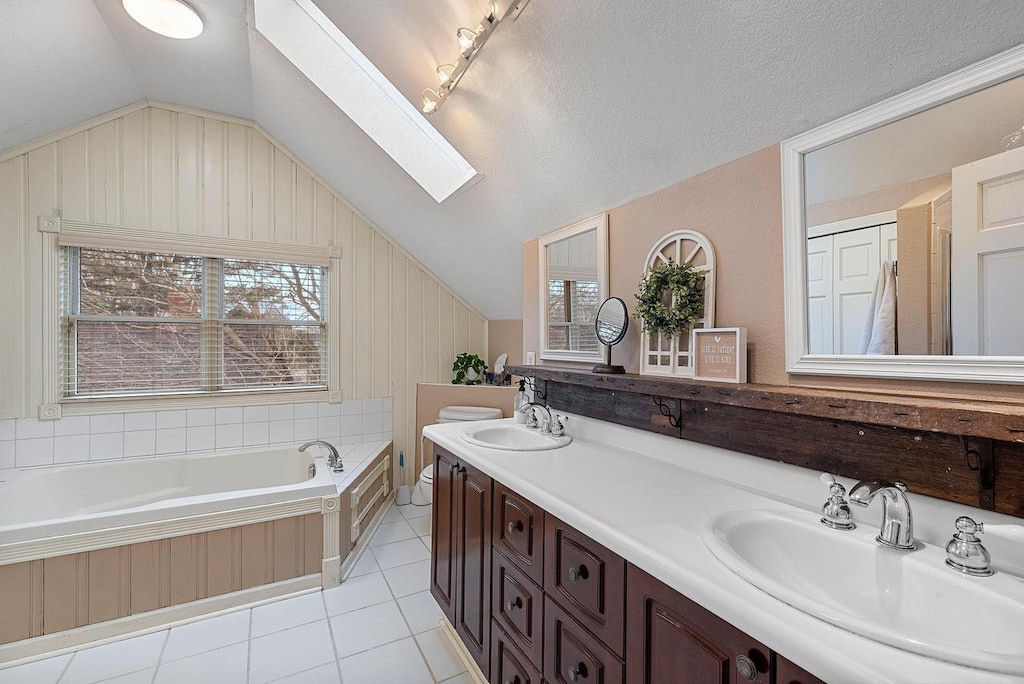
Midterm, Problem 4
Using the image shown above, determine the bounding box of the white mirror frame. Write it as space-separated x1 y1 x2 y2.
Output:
782 43 1024 384
538 213 609 363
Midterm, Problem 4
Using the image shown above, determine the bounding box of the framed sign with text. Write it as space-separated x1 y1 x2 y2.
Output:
692 327 747 383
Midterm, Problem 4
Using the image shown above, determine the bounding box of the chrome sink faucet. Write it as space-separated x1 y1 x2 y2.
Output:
849 480 915 550
299 439 344 473
521 402 552 434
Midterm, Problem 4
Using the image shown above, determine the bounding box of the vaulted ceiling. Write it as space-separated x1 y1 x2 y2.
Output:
3 1 1024 319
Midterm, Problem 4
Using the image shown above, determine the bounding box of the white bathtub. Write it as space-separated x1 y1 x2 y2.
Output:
0 447 339 550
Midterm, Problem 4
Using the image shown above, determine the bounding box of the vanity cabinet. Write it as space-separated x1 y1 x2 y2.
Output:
430 443 825 684
430 446 492 677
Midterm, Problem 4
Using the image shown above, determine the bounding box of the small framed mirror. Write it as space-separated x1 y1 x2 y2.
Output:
539 214 609 363
593 297 628 374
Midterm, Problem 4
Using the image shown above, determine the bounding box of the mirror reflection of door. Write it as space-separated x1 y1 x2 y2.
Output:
952 145 1024 355
546 230 600 353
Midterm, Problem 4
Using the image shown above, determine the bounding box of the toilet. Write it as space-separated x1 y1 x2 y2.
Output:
411 405 503 505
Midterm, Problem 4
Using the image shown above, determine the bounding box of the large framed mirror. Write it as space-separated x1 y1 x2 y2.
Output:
539 213 609 363
782 44 1024 383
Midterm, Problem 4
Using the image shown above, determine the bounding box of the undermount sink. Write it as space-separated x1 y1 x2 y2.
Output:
703 508 1024 675
460 424 571 451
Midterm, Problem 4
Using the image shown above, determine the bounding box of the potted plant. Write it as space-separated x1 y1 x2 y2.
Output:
452 352 487 385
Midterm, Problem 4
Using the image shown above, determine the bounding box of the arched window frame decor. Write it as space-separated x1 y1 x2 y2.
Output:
639 230 716 377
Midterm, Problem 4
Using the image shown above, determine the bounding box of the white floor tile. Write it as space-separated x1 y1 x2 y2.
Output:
61 631 167 684
346 549 379 578
154 642 247 684
407 515 432 537
322 572 392 616
401 503 432 519
440 673 475 684
382 559 430 598
382 506 405 524
162 609 250 662
416 628 467 682
269 663 340 684
422 536 432 551
249 620 334 684
252 592 326 637
329 601 410 658
369 520 417 547
95 668 156 684
397 591 446 634
0 654 71 684
337 637 432 684
371 539 430 570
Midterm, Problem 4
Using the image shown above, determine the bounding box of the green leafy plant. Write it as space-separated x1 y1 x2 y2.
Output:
634 259 706 335
452 352 487 385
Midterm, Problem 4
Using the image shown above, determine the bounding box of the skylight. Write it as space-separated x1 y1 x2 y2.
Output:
254 0 479 203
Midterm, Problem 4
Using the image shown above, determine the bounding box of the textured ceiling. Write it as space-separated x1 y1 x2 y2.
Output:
2 1 1024 318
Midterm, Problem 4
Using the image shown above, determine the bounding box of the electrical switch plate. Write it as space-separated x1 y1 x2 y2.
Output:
526 351 536 364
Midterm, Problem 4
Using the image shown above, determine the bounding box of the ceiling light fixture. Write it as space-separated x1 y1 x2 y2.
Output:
421 1 530 116
123 0 203 39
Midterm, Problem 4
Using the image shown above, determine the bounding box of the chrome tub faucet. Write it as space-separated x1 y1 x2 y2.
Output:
299 439 344 473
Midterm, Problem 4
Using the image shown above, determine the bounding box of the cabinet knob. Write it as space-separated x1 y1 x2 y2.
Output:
567 565 587 583
505 597 521 612
507 520 523 534
567 663 585 681
735 655 757 681
504 677 520 684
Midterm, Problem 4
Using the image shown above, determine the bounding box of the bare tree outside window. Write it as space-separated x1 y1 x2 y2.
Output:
62 248 327 398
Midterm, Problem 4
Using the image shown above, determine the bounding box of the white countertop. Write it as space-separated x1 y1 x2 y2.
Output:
423 415 1024 684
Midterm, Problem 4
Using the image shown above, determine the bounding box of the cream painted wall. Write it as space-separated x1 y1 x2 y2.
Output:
0 102 488 485
522 145 1024 405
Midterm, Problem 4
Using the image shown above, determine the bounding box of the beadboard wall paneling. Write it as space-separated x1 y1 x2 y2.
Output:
0 102 488 486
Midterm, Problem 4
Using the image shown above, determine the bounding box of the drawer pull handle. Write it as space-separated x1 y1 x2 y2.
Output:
736 655 757 681
507 520 523 534
505 597 521 612
567 565 587 583
567 664 586 681
504 678 520 684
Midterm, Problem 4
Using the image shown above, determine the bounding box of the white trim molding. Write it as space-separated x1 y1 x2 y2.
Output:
782 41 1024 384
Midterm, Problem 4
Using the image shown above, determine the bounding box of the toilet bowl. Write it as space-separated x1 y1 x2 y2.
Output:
411 405 503 506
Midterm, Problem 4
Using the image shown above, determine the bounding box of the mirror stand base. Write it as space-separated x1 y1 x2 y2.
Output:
592 363 626 374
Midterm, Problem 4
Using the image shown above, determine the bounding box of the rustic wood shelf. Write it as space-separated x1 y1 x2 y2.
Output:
507 364 1024 443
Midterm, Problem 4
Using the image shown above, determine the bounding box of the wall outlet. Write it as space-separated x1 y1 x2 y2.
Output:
525 351 536 365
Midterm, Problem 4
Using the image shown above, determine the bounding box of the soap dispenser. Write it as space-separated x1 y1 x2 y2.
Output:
513 379 529 424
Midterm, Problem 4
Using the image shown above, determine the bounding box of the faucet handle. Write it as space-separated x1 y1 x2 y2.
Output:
946 516 993 576
819 473 855 531
550 413 568 437
982 522 1024 543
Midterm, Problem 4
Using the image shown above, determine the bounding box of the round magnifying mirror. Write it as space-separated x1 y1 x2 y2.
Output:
593 297 628 374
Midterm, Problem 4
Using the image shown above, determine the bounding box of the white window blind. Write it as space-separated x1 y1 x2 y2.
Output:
60 247 327 399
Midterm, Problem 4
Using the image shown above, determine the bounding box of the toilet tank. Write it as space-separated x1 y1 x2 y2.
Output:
438 405 503 423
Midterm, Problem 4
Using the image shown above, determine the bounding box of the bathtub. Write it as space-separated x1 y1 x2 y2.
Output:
0 447 344 657
0 447 338 548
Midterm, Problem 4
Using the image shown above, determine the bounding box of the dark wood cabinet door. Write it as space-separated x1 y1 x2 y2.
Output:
544 513 626 657
544 595 624 684
774 654 826 684
493 548 544 669
494 482 545 586
492 619 544 684
430 447 458 623
455 459 493 678
626 564 771 684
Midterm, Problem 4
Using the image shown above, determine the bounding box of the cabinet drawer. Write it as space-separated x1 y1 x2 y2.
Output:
493 482 545 585
544 513 625 657
493 548 543 669
543 595 624 684
492 619 544 684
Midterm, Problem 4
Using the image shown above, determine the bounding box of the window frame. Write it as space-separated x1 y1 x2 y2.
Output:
47 224 341 417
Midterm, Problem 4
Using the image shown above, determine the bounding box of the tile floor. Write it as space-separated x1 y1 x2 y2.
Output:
0 502 471 684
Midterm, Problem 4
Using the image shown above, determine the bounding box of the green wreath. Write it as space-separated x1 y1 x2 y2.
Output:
634 259 706 335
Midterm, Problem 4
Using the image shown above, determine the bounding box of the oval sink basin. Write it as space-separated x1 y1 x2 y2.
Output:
460 425 571 451
703 509 1024 675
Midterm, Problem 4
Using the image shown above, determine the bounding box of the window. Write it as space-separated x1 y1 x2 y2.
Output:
60 247 326 399
546 278 600 353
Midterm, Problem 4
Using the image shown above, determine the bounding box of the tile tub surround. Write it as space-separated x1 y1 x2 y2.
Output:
424 414 1024 684
0 502 466 684
0 398 394 480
